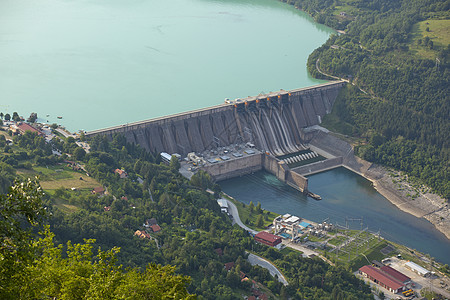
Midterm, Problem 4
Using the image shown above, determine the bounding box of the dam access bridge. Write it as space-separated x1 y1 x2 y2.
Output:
86 81 346 193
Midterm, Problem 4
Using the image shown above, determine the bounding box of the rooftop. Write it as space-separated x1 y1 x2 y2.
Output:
255 231 281 242
380 265 410 283
360 265 404 291
405 261 430 275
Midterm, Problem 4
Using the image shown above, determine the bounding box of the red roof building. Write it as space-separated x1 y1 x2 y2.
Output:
380 265 411 284
150 224 161 233
359 265 406 293
17 123 43 136
114 169 128 179
224 262 235 271
254 231 282 247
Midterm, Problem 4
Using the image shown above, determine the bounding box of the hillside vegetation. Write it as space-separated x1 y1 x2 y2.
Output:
281 0 449 198
1 130 375 299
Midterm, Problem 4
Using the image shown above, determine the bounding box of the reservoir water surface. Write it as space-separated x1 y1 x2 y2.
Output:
0 0 333 131
220 168 450 265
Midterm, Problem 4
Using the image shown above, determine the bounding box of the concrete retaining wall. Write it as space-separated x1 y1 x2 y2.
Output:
291 157 343 176
285 170 308 192
203 154 263 181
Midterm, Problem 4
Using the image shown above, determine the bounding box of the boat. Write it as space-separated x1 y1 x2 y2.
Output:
307 191 322 201
57 116 62 119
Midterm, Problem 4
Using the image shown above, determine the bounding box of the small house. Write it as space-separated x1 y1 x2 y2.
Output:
134 230 150 239
92 187 105 196
114 169 128 179
150 224 161 233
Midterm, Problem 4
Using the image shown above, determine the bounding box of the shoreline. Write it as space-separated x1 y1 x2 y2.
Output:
309 129 450 241
350 159 450 241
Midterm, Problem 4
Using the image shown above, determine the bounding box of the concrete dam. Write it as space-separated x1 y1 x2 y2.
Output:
86 81 345 157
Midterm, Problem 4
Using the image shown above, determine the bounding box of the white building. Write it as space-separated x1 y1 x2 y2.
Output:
404 261 431 277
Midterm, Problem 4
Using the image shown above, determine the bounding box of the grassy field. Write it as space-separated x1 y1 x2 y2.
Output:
22 165 100 191
410 19 450 59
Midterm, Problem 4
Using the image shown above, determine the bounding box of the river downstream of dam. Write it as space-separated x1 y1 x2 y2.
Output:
220 167 450 265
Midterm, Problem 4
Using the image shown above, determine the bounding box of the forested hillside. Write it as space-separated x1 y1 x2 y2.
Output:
0 130 374 299
282 0 449 198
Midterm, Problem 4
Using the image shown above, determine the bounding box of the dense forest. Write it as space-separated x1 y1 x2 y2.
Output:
0 130 374 299
281 0 449 198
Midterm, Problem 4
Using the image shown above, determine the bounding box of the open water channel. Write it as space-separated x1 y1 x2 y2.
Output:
220 168 450 265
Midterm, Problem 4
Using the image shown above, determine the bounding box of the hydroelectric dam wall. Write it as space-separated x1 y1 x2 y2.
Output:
86 81 345 157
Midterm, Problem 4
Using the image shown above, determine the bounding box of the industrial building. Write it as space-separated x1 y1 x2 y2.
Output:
217 199 228 213
405 261 431 277
273 214 324 241
380 265 411 284
359 265 406 294
254 231 282 247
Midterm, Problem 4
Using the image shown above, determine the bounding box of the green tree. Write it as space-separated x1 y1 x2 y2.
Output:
256 214 264 228
0 178 48 297
4 113 10 121
12 112 20 122
170 155 180 170
256 201 262 213
73 147 86 161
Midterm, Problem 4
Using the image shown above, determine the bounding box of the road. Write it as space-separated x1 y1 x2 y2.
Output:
247 252 288 286
225 199 258 235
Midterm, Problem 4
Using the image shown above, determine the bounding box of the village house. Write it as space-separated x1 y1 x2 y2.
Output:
114 168 128 179
150 224 161 233
92 187 105 196
134 230 150 239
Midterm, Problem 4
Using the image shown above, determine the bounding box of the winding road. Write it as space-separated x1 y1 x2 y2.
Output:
221 199 288 285
225 199 258 235
247 252 288 286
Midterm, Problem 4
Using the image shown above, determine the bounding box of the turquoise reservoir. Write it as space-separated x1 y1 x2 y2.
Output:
0 0 333 131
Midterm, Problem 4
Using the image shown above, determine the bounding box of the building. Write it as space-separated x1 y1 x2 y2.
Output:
17 123 43 136
405 261 431 277
134 230 150 239
380 265 411 284
92 187 105 196
224 262 235 271
150 224 161 233
273 214 316 241
161 152 172 164
144 218 158 227
217 199 228 213
359 265 406 293
254 231 282 247
114 168 128 179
